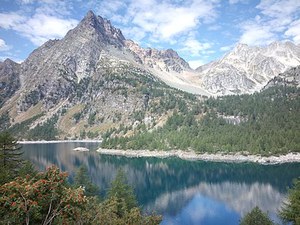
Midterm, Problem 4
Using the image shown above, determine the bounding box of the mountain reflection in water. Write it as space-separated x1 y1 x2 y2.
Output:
22 143 300 225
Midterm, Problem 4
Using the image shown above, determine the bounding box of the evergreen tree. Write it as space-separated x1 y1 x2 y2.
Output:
74 164 100 197
107 169 138 216
0 131 23 183
240 206 274 225
279 178 300 224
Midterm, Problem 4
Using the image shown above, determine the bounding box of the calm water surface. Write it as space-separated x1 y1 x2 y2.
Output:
21 142 300 225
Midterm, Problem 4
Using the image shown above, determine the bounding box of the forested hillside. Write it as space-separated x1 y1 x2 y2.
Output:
102 86 300 155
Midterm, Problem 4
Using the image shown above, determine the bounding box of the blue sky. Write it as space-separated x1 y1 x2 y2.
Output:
0 0 300 68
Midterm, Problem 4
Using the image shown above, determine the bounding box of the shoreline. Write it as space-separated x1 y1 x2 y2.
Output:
18 140 102 144
96 148 300 164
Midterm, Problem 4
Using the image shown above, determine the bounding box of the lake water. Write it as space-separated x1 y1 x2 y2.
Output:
21 142 300 225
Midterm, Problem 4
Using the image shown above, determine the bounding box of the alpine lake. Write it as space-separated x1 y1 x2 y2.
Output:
21 142 300 225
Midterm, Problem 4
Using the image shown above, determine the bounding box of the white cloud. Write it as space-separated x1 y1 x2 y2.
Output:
285 19 300 43
15 14 78 45
237 0 300 46
220 45 233 52
239 22 275 45
0 12 26 29
0 11 78 46
256 0 300 18
19 0 35 4
229 0 248 4
0 39 11 51
0 1 79 46
95 0 219 43
188 59 205 69
182 38 213 56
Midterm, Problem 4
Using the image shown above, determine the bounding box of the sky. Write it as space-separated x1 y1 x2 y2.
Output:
0 0 300 69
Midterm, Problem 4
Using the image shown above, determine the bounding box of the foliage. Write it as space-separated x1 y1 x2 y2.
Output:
97 196 162 225
0 112 10 132
18 160 38 178
0 131 23 183
107 169 138 215
98 169 161 224
239 206 274 225
88 112 96 125
0 161 162 225
73 112 82 123
0 165 86 225
74 164 100 197
279 178 300 224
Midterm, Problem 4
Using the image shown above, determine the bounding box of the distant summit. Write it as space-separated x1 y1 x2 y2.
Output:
196 41 300 95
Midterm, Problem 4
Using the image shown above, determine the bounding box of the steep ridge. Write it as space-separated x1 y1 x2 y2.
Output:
197 42 300 95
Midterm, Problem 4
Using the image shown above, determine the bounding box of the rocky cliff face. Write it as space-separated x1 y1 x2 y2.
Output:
197 42 300 95
125 39 191 73
0 59 20 107
18 10 129 111
263 65 300 89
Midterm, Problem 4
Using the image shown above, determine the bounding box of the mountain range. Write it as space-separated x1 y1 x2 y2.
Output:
197 41 300 95
0 10 299 139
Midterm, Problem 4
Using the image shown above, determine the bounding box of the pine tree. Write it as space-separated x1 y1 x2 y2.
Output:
240 206 274 225
0 132 23 183
107 169 138 217
279 178 300 224
74 164 100 197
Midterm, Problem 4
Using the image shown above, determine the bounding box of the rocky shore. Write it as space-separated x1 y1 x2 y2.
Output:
96 149 300 164
19 140 102 144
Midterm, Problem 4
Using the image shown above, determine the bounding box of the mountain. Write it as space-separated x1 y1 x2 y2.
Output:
0 59 20 107
0 11 202 140
263 65 300 89
196 42 300 95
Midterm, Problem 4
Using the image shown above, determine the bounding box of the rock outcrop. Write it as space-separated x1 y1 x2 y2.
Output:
263 65 300 89
0 59 20 106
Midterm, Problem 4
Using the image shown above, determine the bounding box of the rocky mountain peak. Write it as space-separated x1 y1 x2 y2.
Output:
2 58 18 66
65 10 125 48
125 39 191 72
233 43 249 51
